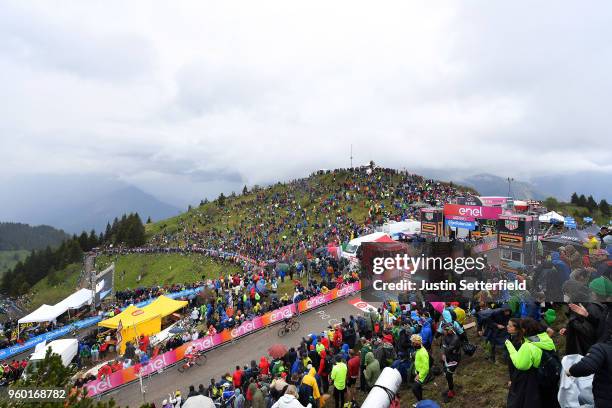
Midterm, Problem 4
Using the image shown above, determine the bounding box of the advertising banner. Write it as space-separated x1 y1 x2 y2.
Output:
479 197 509 206
443 204 502 220
0 287 205 361
445 219 476 230
85 281 361 396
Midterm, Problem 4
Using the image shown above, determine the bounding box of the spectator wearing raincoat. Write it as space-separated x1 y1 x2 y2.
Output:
568 334 612 408
299 367 321 406
505 317 559 408
584 234 601 254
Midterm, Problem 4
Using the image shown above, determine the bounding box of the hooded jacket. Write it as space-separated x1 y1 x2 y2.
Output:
248 383 265 408
233 389 245 408
271 394 310 408
364 352 381 387
259 357 270 375
505 332 555 370
299 367 321 405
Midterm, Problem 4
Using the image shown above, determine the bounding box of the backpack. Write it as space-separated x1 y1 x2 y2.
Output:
462 343 477 357
537 349 562 387
323 355 333 374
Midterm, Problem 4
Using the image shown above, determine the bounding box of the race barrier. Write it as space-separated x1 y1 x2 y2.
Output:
472 236 498 254
0 315 103 361
0 287 205 361
85 281 361 397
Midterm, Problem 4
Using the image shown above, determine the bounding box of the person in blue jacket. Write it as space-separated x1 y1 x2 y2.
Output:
420 318 433 350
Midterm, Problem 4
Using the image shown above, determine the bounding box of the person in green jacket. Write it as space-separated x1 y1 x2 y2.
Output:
248 382 265 408
330 355 348 408
359 339 372 392
363 352 381 391
504 317 560 408
410 334 429 403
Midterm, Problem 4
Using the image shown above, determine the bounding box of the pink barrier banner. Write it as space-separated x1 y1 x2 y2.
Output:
479 197 509 206
86 283 359 397
443 204 502 221
472 238 498 254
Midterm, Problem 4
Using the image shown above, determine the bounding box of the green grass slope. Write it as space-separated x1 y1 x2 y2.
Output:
0 250 29 276
95 253 242 291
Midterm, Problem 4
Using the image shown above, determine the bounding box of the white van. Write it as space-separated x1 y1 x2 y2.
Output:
382 220 421 240
28 339 78 370
342 232 391 262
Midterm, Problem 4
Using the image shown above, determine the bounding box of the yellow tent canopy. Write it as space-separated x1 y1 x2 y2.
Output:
98 295 188 354
145 295 188 318
98 305 160 329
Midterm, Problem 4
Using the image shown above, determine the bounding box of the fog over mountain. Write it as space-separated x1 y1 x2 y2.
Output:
0 174 180 234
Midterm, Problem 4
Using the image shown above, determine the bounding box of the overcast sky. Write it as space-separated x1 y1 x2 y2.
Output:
1 1 611 206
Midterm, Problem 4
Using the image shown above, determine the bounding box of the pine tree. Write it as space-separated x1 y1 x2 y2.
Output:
88 229 98 249
146 216 152 224
78 232 89 251
104 222 112 241
242 185 248 195
217 193 226 207
570 192 579 205
578 194 587 207
587 195 598 212
14 348 119 408
600 199 610 216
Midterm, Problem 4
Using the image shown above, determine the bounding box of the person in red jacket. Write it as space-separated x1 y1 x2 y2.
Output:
97 362 113 380
333 325 343 349
111 360 122 372
321 335 330 350
347 350 361 401
232 365 244 388
259 356 270 375
318 349 330 393
139 334 149 352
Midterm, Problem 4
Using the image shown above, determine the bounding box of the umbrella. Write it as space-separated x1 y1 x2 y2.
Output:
169 326 186 334
268 344 288 359
430 302 445 313
277 263 290 273
182 395 216 408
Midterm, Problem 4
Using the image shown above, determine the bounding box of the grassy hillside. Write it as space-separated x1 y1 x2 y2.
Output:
0 250 29 276
95 253 242 291
543 199 610 225
18 168 474 310
28 263 82 310
146 169 475 249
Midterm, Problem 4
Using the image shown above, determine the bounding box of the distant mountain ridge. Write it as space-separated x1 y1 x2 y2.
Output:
413 168 611 202
0 222 69 251
0 175 181 234
458 174 545 200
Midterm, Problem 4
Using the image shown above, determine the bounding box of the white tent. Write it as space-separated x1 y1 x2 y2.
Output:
18 304 65 324
181 395 216 408
55 288 94 311
18 289 94 325
539 211 565 223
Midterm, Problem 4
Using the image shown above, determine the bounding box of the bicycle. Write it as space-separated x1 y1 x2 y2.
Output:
177 349 207 372
277 318 300 337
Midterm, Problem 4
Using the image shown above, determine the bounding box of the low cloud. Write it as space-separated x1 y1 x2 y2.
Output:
1 1 610 206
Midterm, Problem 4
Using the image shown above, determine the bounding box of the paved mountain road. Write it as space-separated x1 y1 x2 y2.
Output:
101 294 368 407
